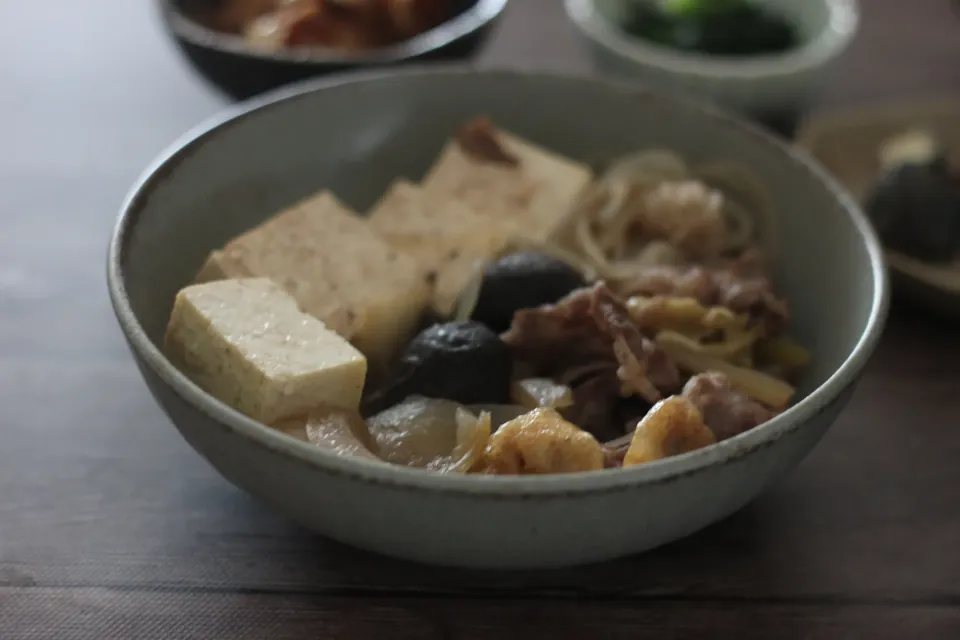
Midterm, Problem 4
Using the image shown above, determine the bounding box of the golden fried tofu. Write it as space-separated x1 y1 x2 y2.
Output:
623 396 715 466
483 408 604 474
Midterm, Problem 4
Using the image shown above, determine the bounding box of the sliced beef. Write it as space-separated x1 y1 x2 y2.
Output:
622 265 716 302
619 255 789 335
681 371 775 441
602 440 630 469
503 283 681 405
561 367 624 443
591 285 683 397
456 117 520 166
502 282 681 442
501 285 611 373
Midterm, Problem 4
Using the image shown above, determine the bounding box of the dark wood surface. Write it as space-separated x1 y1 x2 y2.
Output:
2 1 960 638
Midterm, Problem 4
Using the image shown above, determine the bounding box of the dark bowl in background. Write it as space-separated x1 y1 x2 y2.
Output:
157 0 509 99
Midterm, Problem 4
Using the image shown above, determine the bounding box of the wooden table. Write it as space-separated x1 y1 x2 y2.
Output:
2 1 959 638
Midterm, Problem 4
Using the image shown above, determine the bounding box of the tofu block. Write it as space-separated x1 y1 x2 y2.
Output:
164 277 368 424
367 179 514 315
196 191 431 367
421 120 593 242
195 250 250 284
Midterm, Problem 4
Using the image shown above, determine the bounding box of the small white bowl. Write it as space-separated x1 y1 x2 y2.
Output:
565 0 859 115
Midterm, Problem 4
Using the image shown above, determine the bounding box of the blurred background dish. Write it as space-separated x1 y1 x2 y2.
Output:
564 0 858 127
797 98 960 316
613 0 802 58
158 0 509 99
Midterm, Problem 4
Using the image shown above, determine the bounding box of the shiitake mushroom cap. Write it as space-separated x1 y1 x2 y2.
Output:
471 251 587 333
364 321 513 414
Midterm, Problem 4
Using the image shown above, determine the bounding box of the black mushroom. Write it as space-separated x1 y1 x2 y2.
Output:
365 321 513 413
470 251 588 333
865 138 960 263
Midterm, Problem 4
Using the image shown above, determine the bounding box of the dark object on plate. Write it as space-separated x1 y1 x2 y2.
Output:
471 251 588 333
371 321 512 410
796 101 960 317
865 156 960 264
622 0 799 58
157 0 508 99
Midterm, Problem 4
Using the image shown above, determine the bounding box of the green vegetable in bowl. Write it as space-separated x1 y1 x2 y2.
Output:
622 0 799 57
662 0 746 16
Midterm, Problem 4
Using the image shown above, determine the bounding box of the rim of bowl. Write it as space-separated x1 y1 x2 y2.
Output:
158 0 509 64
107 66 889 498
564 0 859 80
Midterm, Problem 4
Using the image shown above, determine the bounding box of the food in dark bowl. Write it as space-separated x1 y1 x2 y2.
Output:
162 116 815 476
195 0 451 53
620 0 800 58
158 0 508 98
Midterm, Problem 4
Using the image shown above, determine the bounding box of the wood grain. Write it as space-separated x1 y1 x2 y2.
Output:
4 588 960 640
1 0 960 638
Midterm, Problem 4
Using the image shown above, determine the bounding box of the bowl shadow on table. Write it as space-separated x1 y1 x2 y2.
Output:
158 0 508 100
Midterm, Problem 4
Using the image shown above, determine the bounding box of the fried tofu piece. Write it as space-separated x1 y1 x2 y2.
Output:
164 278 368 424
367 179 514 315
623 396 715 466
195 190 430 367
421 119 593 242
482 408 604 474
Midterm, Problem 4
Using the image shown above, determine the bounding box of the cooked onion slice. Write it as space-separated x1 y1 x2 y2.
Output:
655 331 795 409
510 378 574 410
367 396 492 472
468 404 529 429
437 408 492 473
305 406 381 461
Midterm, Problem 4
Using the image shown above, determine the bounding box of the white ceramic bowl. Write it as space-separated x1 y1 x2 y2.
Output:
565 0 859 115
108 68 887 569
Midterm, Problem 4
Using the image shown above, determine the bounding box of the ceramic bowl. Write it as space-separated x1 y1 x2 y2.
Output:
107 68 888 569
564 0 859 118
157 0 508 99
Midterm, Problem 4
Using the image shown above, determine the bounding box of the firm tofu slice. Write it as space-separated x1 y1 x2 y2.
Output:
164 278 367 424
421 118 593 242
195 250 249 284
198 190 431 367
367 179 514 316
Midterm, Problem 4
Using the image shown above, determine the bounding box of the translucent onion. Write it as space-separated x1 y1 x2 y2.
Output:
468 404 529 429
510 378 574 411
305 406 381 462
655 331 795 409
366 396 492 472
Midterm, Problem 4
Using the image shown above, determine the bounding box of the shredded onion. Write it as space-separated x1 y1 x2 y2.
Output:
546 150 779 287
